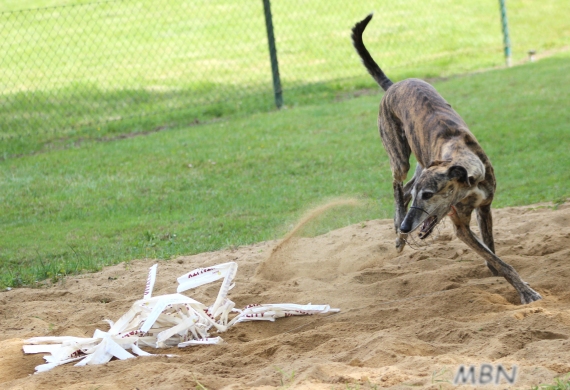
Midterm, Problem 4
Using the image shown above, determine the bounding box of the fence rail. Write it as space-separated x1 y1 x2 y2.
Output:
1 0 569 158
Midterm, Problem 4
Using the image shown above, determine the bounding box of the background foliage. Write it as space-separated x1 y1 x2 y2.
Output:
1 0 569 157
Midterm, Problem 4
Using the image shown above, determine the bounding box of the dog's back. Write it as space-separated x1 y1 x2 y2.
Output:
381 79 472 165
352 13 493 181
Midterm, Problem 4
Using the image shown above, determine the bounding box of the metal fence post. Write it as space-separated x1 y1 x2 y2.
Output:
262 0 283 109
498 0 512 67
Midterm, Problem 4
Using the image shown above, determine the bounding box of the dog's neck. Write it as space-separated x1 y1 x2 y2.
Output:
441 141 486 184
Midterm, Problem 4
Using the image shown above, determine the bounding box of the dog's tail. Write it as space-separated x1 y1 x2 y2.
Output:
351 13 393 92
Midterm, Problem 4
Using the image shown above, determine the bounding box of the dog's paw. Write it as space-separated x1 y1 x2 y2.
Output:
395 235 406 253
519 287 542 305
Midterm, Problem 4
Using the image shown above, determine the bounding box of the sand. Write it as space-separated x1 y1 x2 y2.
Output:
1 202 569 389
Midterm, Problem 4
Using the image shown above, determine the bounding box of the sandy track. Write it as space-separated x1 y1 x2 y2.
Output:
1 203 569 389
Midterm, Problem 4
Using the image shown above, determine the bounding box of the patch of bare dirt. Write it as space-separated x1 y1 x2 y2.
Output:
1 203 569 389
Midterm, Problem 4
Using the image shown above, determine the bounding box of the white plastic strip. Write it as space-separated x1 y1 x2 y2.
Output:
178 337 224 348
143 264 158 300
208 262 238 319
176 262 237 293
23 261 339 373
139 294 199 333
131 343 154 357
23 344 61 354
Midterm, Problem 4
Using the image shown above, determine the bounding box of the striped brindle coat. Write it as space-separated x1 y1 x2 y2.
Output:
352 14 541 304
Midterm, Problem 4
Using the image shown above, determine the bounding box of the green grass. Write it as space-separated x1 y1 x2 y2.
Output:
532 374 570 390
0 51 569 288
1 0 569 157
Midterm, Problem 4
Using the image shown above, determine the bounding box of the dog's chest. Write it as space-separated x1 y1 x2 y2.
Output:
460 185 489 208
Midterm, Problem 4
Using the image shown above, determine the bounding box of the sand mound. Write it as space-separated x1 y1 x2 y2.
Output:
1 203 569 389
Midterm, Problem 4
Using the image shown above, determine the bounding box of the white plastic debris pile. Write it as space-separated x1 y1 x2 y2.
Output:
23 262 339 372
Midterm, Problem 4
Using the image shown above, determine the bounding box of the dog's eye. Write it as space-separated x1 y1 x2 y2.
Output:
421 192 434 200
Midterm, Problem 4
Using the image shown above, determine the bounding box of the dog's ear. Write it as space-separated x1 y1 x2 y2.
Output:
448 165 473 186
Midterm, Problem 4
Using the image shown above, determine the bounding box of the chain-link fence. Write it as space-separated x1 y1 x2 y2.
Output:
1 0 569 158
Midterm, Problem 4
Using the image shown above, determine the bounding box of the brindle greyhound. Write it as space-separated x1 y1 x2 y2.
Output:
351 14 542 304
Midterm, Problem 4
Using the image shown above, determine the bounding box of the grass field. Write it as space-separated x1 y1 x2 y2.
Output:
0 50 569 288
1 0 569 158
532 374 570 390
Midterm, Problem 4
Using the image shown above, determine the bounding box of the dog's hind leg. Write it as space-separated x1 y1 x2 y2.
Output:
476 204 500 276
450 209 542 304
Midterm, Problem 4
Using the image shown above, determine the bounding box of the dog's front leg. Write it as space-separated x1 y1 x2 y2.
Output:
393 164 420 252
379 110 412 253
451 215 542 304
393 180 407 252
476 204 500 276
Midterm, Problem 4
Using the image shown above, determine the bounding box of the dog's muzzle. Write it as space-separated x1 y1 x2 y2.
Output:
400 206 427 233
417 215 438 239
400 206 438 239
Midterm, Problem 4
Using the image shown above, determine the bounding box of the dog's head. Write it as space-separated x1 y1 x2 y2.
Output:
400 161 482 239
